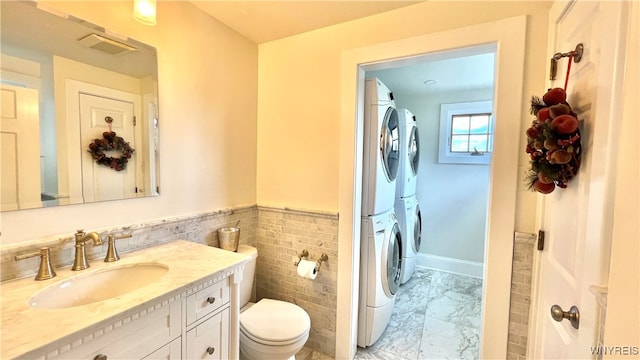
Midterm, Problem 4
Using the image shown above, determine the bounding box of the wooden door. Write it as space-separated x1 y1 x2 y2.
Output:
1 84 41 210
530 1 630 358
79 93 137 202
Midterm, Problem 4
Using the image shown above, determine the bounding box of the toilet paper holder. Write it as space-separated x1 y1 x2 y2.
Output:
295 250 329 273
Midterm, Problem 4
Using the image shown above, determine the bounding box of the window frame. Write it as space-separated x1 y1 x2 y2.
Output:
438 100 493 165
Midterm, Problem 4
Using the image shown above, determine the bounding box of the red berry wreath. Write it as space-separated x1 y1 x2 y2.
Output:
87 131 135 171
525 87 581 194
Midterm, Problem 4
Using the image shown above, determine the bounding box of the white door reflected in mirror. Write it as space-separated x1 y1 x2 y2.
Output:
0 1 160 211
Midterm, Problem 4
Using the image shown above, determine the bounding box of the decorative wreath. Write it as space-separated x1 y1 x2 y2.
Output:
87 131 135 171
525 87 581 194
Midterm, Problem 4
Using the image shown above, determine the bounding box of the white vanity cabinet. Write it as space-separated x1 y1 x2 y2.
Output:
185 280 231 359
186 308 230 359
1 241 247 360
21 276 236 360
143 338 182 359
44 299 181 360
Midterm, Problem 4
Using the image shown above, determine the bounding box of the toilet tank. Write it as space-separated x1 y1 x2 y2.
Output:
236 245 257 307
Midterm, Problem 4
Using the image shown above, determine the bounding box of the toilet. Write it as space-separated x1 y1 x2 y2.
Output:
237 245 311 360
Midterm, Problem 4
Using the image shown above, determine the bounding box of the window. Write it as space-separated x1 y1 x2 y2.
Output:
438 101 493 164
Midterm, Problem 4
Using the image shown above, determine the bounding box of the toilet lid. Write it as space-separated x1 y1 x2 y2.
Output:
240 299 311 344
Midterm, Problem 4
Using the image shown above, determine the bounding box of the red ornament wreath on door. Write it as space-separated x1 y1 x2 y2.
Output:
525 51 582 194
87 117 135 171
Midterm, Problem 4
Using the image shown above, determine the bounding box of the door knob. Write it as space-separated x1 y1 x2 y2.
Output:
550 304 580 329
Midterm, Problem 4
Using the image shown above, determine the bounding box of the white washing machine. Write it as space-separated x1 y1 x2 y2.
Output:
395 195 422 284
358 209 403 347
395 108 420 199
362 78 400 216
394 108 421 284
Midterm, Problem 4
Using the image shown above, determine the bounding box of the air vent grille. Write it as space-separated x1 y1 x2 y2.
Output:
78 34 137 55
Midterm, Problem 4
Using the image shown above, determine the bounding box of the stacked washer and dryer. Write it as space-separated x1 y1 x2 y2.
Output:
358 78 403 348
394 108 422 284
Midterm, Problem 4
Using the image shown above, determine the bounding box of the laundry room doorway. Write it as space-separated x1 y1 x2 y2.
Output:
359 50 494 358
336 16 527 359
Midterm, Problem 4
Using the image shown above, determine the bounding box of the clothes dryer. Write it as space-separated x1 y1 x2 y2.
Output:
362 78 400 216
395 108 420 199
358 209 403 347
395 195 422 284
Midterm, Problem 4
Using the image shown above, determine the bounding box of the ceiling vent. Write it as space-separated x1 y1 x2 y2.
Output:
78 34 137 55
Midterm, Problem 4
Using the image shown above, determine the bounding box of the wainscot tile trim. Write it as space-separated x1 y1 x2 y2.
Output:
255 205 339 357
0 206 257 282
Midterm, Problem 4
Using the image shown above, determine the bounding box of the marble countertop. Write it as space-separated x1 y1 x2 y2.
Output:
0 240 249 359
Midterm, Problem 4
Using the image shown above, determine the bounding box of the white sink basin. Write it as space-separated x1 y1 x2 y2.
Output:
29 263 169 309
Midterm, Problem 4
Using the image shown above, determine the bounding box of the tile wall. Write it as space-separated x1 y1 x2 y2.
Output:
507 232 536 359
3 208 539 359
255 206 339 357
0 206 257 282
1 205 338 357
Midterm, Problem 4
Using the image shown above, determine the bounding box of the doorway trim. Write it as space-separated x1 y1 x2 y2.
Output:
337 16 527 359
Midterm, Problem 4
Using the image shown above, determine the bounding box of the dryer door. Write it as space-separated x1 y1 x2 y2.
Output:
409 126 420 176
383 222 402 297
380 107 400 182
412 203 422 253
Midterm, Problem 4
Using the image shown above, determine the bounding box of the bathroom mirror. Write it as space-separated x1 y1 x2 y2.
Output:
1 1 160 211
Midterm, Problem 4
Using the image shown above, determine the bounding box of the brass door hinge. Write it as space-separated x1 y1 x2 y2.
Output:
537 230 545 251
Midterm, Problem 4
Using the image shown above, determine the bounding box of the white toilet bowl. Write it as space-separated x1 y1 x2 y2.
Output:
237 246 311 360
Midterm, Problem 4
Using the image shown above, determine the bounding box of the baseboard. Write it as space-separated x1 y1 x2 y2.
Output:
416 253 484 279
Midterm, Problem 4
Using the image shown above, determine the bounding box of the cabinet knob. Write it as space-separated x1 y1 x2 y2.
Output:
94 355 108 360
206 346 215 355
206 297 216 304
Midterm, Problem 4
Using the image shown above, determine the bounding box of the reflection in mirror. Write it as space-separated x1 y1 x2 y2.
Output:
1 1 160 211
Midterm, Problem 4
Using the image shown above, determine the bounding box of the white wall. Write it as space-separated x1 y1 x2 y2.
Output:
1 1 258 245
257 1 549 234
391 88 492 263
604 0 640 354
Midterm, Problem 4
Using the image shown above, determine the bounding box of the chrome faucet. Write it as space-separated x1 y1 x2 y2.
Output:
72 230 102 271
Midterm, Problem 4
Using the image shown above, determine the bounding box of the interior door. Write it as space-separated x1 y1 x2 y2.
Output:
79 93 137 202
1 84 41 210
531 1 629 358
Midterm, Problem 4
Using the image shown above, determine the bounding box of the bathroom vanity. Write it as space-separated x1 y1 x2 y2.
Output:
0 241 248 359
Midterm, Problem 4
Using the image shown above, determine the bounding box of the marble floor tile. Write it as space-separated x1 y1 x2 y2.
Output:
354 346 413 360
298 346 335 360
355 268 482 360
424 290 482 329
419 317 480 360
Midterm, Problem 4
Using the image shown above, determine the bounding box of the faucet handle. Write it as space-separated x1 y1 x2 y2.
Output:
104 233 132 262
15 247 56 281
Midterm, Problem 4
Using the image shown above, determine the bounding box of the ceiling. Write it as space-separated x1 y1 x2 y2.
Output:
1 1 157 79
190 1 493 94
189 1 422 44
367 52 496 95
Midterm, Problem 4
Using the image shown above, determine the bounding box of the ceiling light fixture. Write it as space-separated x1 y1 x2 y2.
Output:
424 80 438 85
133 0 156 26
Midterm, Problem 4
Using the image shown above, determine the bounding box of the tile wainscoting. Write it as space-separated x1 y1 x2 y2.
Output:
3 207 539 359
0 206 257 282
1 205 338 357
255 206 339 357
507 232 537 359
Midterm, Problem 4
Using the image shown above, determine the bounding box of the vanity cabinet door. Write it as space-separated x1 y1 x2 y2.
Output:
142 337 181 360
46 300 180 360
186 279 229 326
186 308 229 360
